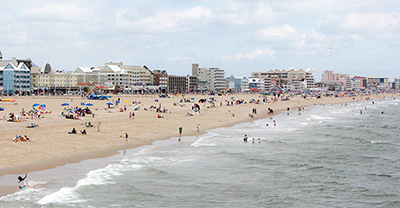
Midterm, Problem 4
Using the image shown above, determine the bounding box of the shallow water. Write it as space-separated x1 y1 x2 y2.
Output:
1 98 399 207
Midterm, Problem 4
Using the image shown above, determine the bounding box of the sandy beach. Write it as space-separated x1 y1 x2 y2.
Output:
0 93 391 195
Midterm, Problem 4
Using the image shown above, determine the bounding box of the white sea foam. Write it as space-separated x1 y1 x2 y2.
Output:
191 133 218 147
309 115 334 120
0 187 44 202
37 187 86 205
37 160 142 206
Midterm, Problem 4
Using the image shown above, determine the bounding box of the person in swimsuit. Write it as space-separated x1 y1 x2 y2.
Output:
18 173 27 190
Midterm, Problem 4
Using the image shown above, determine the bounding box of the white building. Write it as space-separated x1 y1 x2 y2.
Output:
73 62 152 89
225 75 249 92
248 78 265 91
192 64 226 91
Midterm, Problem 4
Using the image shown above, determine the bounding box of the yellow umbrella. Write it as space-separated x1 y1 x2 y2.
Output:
123 100 130 103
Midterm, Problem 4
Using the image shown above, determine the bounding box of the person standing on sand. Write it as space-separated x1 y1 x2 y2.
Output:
179 127 183 141
197 124 200 132
97 122 101 132
125 133 128 143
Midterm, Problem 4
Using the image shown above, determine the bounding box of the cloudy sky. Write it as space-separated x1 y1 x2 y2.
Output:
0 0 399 81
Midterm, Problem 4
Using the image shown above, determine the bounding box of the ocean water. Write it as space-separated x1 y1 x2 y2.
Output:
1 97 399 208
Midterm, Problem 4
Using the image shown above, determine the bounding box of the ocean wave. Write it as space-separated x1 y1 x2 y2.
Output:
37 161 142 206
191 133 219 147
37 187 86 205
309 115 335 120
0 186 44 202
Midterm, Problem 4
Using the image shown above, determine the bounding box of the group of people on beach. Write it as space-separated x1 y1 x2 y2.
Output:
12 135 30 142
68 128 86 135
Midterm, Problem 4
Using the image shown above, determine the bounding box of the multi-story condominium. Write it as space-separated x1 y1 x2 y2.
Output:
251 68 315 90
248 78 266 91
351 76 367 89
187 75 198 93
192 64 226 91
0 56 31 95
31 63 78 92
152 70 168 90
367 76 390 90
225 75 249 92
392 77 399 90
321 70 352 90
168 75 187 93
73 62 153 89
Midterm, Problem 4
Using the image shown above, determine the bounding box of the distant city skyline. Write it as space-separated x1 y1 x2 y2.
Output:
0 0 399 81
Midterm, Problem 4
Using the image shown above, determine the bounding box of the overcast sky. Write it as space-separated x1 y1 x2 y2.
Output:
0 0 399 81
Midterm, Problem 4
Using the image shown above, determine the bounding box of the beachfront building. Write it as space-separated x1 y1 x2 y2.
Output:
321 70 352 90
166 75 198 93
31 63 78 94
152 70 168 93
0 57 31 95
192 64 226 92
316 82 345 91
73 62 153 90
367 76 390 90
391 80 399 90
251 68 315 90
248 78 265 91
351 76 367 90
168 75 187 93
187 75 198 93
225 75 249 92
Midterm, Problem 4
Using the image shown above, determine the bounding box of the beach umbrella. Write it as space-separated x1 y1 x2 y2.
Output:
32 103 40 108
106 102 113 105
86 103 93 106
123 100 130 103
61 103 69 106
34 106 44 110
0 107 4 111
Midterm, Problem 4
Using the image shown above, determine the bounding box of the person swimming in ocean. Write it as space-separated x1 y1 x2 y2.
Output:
18 173 27 190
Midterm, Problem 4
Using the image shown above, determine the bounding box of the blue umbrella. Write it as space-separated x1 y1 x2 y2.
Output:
32 103 40 107
86 103 93 106
106 102 113 105
0 107 4 111
61 103 69 106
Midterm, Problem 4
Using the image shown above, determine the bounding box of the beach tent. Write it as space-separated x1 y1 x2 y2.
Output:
61 103 69 106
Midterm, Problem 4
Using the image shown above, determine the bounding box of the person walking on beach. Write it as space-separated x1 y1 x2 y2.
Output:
18 173 27 190
97 122 101 132
179 126 183 141
125 133 128 143
197 124 200 132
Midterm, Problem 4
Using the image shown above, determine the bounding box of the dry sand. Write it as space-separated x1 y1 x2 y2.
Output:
0 93 388 181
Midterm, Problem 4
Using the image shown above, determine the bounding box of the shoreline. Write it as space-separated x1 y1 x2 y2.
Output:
0 93 394 197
